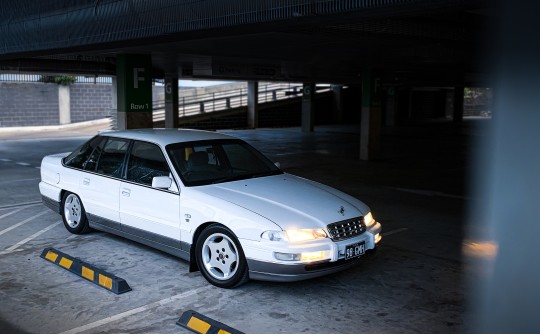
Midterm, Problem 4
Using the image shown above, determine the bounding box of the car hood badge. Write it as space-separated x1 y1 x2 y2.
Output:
339 206 345 216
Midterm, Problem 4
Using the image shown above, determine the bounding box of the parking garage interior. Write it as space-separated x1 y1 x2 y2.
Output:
1 1 540 333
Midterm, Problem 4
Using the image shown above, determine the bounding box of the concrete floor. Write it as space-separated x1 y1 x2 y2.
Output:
0 119 484 333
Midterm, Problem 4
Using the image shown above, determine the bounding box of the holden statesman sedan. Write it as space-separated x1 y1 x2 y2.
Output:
39 129 382 288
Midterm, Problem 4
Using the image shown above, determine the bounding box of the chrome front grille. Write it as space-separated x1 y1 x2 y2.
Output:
327 217 366 241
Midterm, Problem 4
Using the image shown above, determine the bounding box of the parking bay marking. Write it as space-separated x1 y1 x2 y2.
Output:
0 177 41 185
0 207 26 221
0 221 61 256
0 210 48 237
0 201 43 210
58 285 211 334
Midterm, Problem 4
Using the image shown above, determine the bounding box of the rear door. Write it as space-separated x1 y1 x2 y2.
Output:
78 136 129 230
119 140 181 245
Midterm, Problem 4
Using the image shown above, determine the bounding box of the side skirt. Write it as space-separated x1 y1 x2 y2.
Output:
88 214 190 262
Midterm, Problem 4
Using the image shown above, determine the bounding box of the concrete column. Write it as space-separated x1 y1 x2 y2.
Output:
453 86 464 123
472 2 540 332
58 85 71 125
116 54 153 130
111 76 118 129
360 70 382 161
331 84 344 124
165 76 179 128
444 89 454 119
247 81 259 128
302 82 315 132
384 87 396 126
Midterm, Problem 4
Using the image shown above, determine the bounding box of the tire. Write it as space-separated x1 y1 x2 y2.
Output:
61 192 91 234
195 224 249 288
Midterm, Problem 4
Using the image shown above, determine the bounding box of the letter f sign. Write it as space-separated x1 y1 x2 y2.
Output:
133 68 145 88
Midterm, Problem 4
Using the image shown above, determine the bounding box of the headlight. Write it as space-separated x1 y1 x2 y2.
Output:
261 228 328 242
286 229 327 242
364 212 375 226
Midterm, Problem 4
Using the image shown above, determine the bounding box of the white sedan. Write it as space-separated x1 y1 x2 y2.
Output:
39 129 382 288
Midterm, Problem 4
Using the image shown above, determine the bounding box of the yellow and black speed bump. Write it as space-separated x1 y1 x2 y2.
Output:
40 247 131 294
177 310 244 334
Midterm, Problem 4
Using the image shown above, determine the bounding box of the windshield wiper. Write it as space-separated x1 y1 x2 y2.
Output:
211 174 253 184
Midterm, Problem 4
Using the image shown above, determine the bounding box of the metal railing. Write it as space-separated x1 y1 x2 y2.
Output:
152 82 332 123
0 74 112 84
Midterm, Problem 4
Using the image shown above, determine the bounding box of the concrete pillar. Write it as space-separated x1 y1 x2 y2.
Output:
111 76 118 129
58 85 71 125
116 54 153 130
384 87 396 126
472 2 540 332
453 86 464 123
331 84 344 124
302 82 315 133
444 89 454 119
360 70 382 160
247 81 259 128
164 76 179 128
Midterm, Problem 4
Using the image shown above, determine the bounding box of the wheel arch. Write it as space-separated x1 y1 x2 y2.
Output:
189 221 219 272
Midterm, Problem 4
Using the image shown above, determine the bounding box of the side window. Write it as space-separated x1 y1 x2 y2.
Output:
127 141 171 186
63 136 103 169
95 138 129 177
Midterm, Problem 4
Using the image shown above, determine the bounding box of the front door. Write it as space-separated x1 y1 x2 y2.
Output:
119 141 181 248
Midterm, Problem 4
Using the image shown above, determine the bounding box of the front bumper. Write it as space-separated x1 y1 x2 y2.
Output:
247 247 378 282
243 221 382 282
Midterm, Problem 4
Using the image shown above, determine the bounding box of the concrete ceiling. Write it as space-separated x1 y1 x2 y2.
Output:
0 0 493 86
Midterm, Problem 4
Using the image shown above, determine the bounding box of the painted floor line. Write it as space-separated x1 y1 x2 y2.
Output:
0 221 61 256
0 201 42 210
382 228 409 237
0 177 41 185
0 207 25 221
16 162 32 166
58 285 210 334
0 211 48 237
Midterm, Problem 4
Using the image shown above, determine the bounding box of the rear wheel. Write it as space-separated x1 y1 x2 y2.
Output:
195 224 249 288
61 192 91 234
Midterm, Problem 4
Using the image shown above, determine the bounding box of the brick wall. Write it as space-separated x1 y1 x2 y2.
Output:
70 84 112 122
0 82 59 127
0 82 113 127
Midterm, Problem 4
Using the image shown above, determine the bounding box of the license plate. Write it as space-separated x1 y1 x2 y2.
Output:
345 241 365 260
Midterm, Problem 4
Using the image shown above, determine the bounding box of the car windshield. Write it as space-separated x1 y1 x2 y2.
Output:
166 139 283 186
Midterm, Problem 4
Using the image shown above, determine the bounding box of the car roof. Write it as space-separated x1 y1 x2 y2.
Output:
98 128 237 147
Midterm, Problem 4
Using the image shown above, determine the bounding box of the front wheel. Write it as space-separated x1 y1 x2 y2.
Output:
195 224 249 288
61 192 91 234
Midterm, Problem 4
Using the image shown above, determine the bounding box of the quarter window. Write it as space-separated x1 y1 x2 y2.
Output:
127 141 171 186
63 136 103 169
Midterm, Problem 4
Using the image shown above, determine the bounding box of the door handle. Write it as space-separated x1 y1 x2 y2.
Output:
83 178 90 186
122 189 131 197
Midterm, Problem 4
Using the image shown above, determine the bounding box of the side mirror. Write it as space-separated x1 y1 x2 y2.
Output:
274 162 281 169
152 176 172 189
